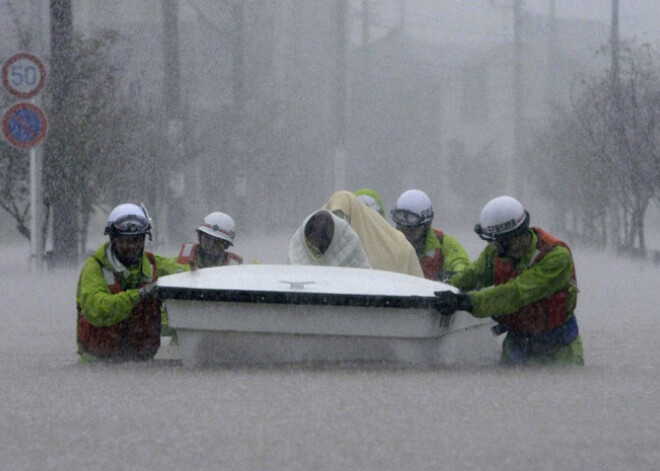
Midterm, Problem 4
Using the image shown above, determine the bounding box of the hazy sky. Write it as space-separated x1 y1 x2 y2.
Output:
527 0 659 42
401 0 660 45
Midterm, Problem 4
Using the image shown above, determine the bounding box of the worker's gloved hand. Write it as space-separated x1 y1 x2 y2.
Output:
433 290 473 316
139 282 158 300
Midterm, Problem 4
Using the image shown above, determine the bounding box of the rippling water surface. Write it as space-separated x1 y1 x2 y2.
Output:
1 235 658 471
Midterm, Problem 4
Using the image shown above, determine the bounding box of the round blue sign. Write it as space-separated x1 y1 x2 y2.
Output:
2 102 48 149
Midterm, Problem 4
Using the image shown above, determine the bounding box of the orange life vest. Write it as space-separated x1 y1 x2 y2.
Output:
177 243 243 267
420 229 444 281
493 228 577 335
77 252 160 361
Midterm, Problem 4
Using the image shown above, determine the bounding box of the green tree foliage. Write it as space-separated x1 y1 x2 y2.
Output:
52 30 166 256
43 29 150 259
1 28 163 258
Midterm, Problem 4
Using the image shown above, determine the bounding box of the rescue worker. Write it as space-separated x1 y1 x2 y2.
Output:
288 209 370 268
391 189 470 281
324 191 423 277
177 212 243 268
435 196 584 366
76 203 188 363
355 188 386 218
166 211 243 342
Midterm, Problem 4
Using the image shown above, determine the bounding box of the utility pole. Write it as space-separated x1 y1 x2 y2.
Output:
333 0 348 191
362 0 370 48
161 0 186 246
512 0 524 200
47 0 76 267
229 1 248 227
609 0 621 249
30 0 45 271
546 0 557 107
611 0 620 83
361 0 371 99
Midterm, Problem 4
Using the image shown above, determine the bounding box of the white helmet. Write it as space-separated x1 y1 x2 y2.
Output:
197 212 235 245
356 194 382 215
475 196 529 241
104 203 152 239
391 189 434 226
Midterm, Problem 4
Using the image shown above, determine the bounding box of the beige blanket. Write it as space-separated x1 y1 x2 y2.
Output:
324 191 423 277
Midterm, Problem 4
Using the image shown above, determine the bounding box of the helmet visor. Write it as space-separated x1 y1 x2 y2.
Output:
113 216 150 235
391 209 428 227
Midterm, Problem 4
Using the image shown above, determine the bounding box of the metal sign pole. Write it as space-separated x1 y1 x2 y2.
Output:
2 9 47 272
31 0 44 271
30 145 44 270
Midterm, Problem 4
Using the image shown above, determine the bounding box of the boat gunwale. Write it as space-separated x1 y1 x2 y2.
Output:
158 287 442 310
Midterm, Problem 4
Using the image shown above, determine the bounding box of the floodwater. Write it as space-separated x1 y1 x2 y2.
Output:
1 233 659 471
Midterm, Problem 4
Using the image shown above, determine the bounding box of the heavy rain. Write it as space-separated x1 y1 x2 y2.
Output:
1 1 660 470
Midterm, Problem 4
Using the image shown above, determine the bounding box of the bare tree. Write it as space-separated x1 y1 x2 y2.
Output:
576 42 660 254
0 146 31 239
1 19 155 257
531 109 611 246
0 1 34 240
533 41 660 255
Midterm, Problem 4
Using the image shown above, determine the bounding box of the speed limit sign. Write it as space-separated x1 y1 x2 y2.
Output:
2 52 46 99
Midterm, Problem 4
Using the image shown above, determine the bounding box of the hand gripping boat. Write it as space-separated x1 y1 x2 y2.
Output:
157 265 500 367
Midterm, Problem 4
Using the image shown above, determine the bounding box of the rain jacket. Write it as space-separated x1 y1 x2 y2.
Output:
420 229 470 281
324 191 423 277
76 242 187 362
288 209 371 268
177 243 243 268
449 228 583 366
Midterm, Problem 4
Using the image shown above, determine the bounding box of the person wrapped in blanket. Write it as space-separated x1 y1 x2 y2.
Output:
322 191 423 277
288 209 370 268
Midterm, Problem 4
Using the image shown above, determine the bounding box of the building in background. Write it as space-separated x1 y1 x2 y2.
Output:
345 1 609 224
2 1 617 241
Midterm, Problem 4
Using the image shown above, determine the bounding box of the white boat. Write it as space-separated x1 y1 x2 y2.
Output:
157 264 500 367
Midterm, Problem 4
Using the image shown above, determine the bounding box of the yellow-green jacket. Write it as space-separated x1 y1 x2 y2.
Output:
449 229 583 366
420 228 470 281
76 242 187 361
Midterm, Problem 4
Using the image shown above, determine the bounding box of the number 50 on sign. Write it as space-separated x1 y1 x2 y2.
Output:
2 53 47 99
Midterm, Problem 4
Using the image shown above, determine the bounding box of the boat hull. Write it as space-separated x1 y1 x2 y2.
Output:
158 265 501 367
